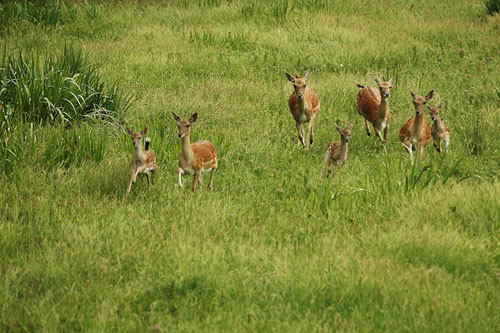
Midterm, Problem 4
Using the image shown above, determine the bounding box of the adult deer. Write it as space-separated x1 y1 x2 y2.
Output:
172 112 217 192
285 71 320 150
355 77 393 147
399 89 435 164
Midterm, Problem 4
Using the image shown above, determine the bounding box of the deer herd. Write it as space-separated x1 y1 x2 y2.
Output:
125 71 451 193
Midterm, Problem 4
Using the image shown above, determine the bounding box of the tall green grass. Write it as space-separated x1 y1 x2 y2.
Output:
0 45 132 127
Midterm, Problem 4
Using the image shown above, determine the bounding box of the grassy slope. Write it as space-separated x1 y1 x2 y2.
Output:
1 0 500 331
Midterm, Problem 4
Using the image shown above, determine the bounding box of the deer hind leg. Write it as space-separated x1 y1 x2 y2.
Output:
145 173 150 187
364 119 371 136
295 122 305 148
192 170 201 192
305 118 314 150
150 170 155 185
327 159 334 177
208 167 216 190
383 123 389 142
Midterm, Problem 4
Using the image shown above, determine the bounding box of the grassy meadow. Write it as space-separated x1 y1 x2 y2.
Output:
1 0 500 331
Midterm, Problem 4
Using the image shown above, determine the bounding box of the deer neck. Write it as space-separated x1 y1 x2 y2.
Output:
181 133 194 159
133 144 144 159
340 141 349 161
434 117 446 131
414 113 425 133
377 98 390 120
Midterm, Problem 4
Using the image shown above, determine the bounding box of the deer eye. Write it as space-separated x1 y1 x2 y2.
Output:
186 124 190 128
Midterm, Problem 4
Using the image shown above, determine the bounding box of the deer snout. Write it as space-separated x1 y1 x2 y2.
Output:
384 93 390 98
345 138 349 143
178 132 183 138
297 94 304 100
416 110 422 116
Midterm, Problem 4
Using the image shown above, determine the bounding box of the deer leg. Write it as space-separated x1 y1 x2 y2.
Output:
127 169 139 194
150 170 155 185
327 159 333 177
305 119 314 150
192 170 201 192
296 122 305 148
364 119 371 136
208 167 216 190
374 127 384 142
419 146 425 160
437 138 442 153
309 119 315 145
383 124 389 142
178 168 184 188
145 173 150 187
320 152 330 180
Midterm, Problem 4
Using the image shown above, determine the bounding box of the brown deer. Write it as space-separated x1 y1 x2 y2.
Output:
126 127 157 194
285 71 320 150
428 102 451 153
355 77 393 147
172 112 217 192
320 124 352 180
399 89 435 164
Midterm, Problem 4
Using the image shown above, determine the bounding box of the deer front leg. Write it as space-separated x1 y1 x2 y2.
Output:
374 127 384 142
192 170 201 192
437 138 442 153
127 169 139 194
402 142 413 165
145 173 150 187
208 167 216 190
383 123 389 142
295 122 305 148
305 118 314 150
178 168 184 188
364 119 371 136
150 170 155 185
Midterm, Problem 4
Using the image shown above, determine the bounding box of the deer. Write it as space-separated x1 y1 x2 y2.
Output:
428 102 451 153
399 89 435 164
285 71 320 151
320 123 352 180
171 112 217 192
355 77 393 150
126 126 157 194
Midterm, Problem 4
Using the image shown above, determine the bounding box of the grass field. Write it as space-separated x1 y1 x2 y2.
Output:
1 0 500 331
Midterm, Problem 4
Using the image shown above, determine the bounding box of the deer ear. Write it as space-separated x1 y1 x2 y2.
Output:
285 72 295 83
375 77 381 85
126 127 132 135
141 126 148 135
347 123 352 130
388 77 393 84
409 89 417 99
335 124 342 133
304 71 310 80
171 111 181 122
190 112 198 123
426 105 432 111
426 89 436 100
438 101 443 109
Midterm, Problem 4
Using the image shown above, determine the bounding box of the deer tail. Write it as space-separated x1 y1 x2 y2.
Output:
145 138 151 151
356 83 365 90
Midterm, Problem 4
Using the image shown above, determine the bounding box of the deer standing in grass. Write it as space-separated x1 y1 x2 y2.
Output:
172 112 217 192
126 127 157 194
428 102 451 153
320 124 352 180
285 71 320 150
399 89 435 164
355 77 393 149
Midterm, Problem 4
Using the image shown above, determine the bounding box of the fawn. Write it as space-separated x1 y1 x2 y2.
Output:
399 89 435 164
285 71 320 150
355 77 392 146
126 127 157 194
171 112 217 192
320 124 352 180
428 102 451 153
